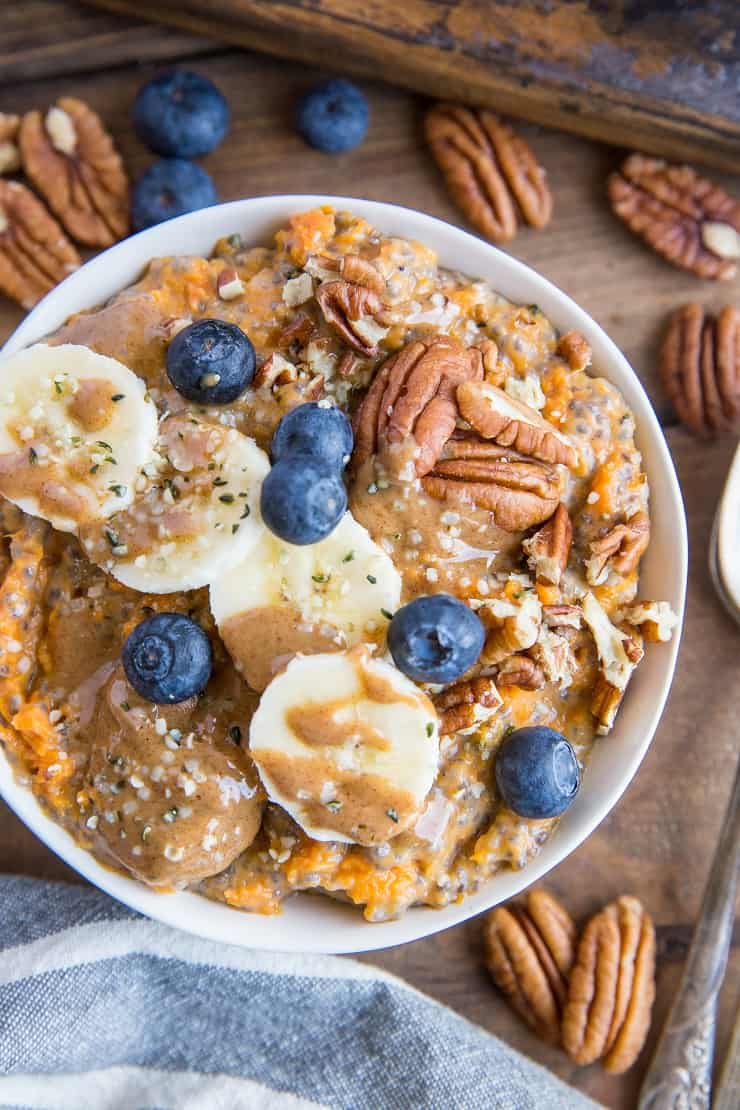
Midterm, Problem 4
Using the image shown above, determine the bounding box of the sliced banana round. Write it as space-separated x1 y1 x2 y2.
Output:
209 511 402 691
249 646 439 846
0 343 158 533
80 415 270 593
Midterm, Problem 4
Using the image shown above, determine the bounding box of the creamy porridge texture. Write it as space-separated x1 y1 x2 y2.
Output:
0 208 677 922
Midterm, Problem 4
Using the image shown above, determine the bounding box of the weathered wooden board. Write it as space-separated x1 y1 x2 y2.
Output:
0 24 739 1110
85 0 740 171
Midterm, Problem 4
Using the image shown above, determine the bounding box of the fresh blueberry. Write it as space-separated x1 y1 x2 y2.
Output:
122 612 212 704
296 79 369 153
133 70 229 158
270 402 353 469
261 454 347 545
387 595 485 684
495 726 581 819
166 319 256 404
131 159 218 231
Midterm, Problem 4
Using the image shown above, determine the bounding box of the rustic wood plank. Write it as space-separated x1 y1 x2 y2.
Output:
0 41 739 1110
85 0 740 171
0 1 215 85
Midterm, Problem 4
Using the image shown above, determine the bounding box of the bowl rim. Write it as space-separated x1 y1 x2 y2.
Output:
0 194 687 953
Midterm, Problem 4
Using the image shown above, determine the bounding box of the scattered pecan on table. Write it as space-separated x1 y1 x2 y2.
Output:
483 890 577 1045
351 335 483 476
0 179 80 309
608 153 740 280
562 896 656 1075
424 103 552 243
19 97 129 247
659 302 740 437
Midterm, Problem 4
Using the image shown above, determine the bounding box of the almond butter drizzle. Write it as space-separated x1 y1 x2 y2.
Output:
67 378 116 432
286 701 390 751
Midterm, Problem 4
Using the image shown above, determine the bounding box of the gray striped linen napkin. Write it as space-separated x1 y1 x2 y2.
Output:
0 875 601 1110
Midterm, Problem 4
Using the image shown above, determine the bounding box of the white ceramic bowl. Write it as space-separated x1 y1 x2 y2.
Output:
0 196 687 953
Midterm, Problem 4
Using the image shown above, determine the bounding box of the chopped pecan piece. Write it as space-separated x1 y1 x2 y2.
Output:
586 510 650 585
542 603 582 631
615 599 678 643
425 104 552 244
217 266 245 301
522 503 572 586
0 113 20 175
582 592 642 691
557 330 591 372
19 97 129 247
530 626 577 692
590 673 625 734
276 311 317 353
0 180 80 309
423 435 562 532
457 380 577 468
478 587 542 665
495 654 545 690
608 154 740 280
659 302 740 437
476 338 504 385
602 897 656 1075
254 352 298 390
434 675 502 736
351 336 483 477
483 890 576 1044
315 279 387 356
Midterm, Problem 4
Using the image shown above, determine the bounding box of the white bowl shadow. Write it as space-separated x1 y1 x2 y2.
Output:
0 196 687 954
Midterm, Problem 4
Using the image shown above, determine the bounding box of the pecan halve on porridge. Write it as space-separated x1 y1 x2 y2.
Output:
0 208 676 923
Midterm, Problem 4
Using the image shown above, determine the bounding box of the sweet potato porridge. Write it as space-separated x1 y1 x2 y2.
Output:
0 208 677 922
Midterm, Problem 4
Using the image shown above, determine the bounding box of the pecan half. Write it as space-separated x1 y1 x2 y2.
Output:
561 903 622 1065
352 336 483 477
425 103 552 244
315 279 388 357
0 180 80 309
496 654 545 690
608 154 740 280
603 897 656 1075
19 97 129 247
483 890 576 1044
586 510 650 585
0 113 20 176
659 302 740 437
434 675 502 736
522 503 573 586
423 435 562 532
457 380 577 468
557 330 591 372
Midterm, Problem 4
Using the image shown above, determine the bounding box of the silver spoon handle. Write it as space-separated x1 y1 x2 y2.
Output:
637 758 740 1110
713 1004 740 1110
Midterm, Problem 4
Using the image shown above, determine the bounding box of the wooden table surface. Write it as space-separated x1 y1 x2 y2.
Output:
1 6 738 1108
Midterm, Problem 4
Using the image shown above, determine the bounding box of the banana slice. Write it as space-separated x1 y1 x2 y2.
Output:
210 511 401 691
0 343 158 533
249 646 439 845
79 415 270 593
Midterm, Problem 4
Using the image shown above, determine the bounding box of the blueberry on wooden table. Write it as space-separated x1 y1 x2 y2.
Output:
296 79 369 153
166 319 256 404
387 595 485 684
131 159 218 230
270 402 354 469
260 454 347 545
122 613 212 704
133 70 230 158
495 726 580 819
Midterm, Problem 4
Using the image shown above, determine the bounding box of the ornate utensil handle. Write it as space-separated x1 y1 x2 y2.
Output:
637 758 740 1110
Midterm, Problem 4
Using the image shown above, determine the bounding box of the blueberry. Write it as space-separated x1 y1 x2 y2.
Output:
133 70 229 158
166 319 255 404
261 454 347 545
387 595 485 684
270 402 353 469
495 726 580 819
122 612 212 704
296 79 369 153
131 159 217 231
